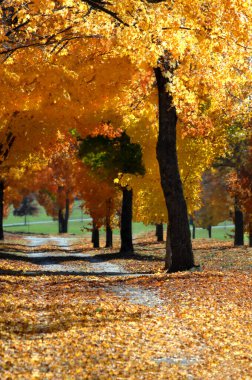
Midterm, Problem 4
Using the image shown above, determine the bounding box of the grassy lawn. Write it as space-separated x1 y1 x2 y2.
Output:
5 201 249 242
4 200 90 225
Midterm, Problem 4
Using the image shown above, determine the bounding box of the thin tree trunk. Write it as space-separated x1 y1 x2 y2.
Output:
164 225 172 270
156 223 164 242
58 198 69 233
120 187 133 253
155 66 194 272
92 222 100 249
207 225 212 238
249 221 252 248
189 216 196 239
0 181 4 240
105 223 113 248
192 223 196 239
234 197 244 246
63 197 69 233
105 198 113 248
58 209 64 234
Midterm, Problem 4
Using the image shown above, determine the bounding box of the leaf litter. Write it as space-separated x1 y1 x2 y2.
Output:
0 234 251 379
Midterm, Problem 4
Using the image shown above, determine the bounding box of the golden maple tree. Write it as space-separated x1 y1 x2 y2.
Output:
0 0 251 270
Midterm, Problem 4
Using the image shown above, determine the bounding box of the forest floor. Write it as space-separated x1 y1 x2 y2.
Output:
0 233 251 379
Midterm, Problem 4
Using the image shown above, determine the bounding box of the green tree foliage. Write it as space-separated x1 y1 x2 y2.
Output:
78 131 145 178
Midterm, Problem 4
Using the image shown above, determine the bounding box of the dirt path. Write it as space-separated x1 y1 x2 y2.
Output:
21 236 165 309
25 235 79 249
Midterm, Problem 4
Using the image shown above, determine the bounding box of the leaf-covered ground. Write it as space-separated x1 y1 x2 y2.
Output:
0 233 251 379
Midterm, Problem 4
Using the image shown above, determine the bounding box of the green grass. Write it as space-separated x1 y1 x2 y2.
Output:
4 200 156 237
4 200 248 242
4 200 91 234
191 226 234 240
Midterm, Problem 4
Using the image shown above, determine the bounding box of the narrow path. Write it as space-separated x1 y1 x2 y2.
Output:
2 235 205 369
25 236 79 248
21 236 165 308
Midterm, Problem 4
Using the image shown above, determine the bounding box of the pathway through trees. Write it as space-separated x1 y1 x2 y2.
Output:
23 236 164 308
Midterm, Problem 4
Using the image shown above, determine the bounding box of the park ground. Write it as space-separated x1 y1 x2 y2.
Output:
0 232 251 379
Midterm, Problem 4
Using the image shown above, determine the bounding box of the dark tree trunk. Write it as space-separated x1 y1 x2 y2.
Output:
249 221 252 248
154 66 194 272
105 198 113 248
164 225 172 270
189 216 196 239
0 181 4 240
156 223 164 242
63 198 69 233
92 222 100 249
105 223 113 248
207 225 212 238
58 198 69 234
234 197 244 246
192 223 196 239
120 187 133 253
58 209 64 234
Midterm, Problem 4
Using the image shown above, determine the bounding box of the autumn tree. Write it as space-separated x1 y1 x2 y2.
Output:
227 131 252 246
13 194 39 225
195 169 233 238
79 131 145 253
33 134 87 234
79 174 118 249
1 0 251 270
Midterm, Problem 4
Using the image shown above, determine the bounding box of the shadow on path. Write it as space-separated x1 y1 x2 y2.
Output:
0 268 152 277
0 251 163 264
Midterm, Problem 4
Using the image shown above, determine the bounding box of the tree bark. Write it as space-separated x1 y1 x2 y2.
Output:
156 223 164 242
63 197 69 233
0 181 4 240
120 187 133 253
154 66 194 272
58 198 69 234
192 223 196 239
164 225 172 270
105 198 113 248
234 197 244 246
189 217 196 239
249 221 252 248
92 222 100 249
207 225 212 238
58 209 64 234
105 223 113 248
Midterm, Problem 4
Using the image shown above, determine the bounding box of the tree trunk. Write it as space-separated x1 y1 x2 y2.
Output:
207 225 212 238
92 222 100 249
249 221 252 248
156 223 164 242
189 216 196 239
58 209 64 234
155 66 194 272
63 197 69 233
234 197 244 246
105 198 113 248
192 223 196 239
0 181 4 240
105 223 113 248
58 198 69 234
120 187 133 253
164 225 172 270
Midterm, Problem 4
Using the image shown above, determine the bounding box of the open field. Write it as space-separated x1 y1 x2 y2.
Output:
4 201 245 241
0 234 251 379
